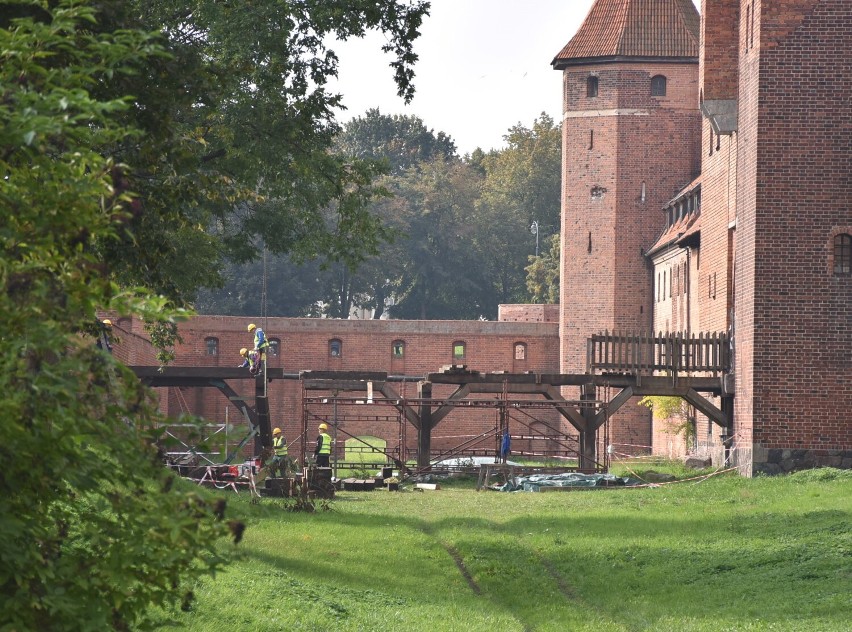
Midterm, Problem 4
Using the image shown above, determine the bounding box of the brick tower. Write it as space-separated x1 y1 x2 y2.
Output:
552 0 702 450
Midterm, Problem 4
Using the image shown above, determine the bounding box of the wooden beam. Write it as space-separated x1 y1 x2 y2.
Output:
378 383 421 431
302 379 386 391
682 388 728 428
299 370 387 381
591 386 634 430
541 385 587 431
431 385 472 428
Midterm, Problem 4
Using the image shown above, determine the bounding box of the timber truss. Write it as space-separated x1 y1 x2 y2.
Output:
132 329 732 471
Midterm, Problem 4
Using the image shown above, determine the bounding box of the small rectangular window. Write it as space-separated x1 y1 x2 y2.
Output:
833 234 851 274
586 76 598 98
453 342 465 359
392 341 405 358
329 339 342 358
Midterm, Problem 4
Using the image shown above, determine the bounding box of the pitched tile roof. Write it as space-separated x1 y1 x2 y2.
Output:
552 0 700 68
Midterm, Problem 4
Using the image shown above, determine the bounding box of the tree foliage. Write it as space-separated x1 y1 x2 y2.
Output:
41 0 429 305
0 0 429 628
334 107 456 174
525 232 561 303
639 396 697 449
198 111 562 319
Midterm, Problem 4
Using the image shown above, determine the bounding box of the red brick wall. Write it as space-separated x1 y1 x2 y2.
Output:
700 0 740 101
498 304 560 323
114 316 566 463
735 0 852 471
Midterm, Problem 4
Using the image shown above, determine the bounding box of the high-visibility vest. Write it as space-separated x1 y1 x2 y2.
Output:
254 329 269 351
318 432 332 455
274 436 287 457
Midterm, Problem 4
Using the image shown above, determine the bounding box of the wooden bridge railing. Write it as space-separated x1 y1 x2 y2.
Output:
586 331 731 376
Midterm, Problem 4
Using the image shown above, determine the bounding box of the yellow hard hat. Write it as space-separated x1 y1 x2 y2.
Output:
272 427 282 436
102 319 112 327
239 348 248 356
318 423 328 431
247 323 256 332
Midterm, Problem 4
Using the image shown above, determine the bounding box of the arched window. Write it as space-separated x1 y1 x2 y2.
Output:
586 76 598 98
269 337 280 357
833 233 851 274
204 337 218 356
514 343 527 361
452 341 466 361
392 340 405 358
651 75 667 97
329 339 342 358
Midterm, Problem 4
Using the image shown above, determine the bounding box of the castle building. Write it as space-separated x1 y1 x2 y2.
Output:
554 0 850 473
117 0 850 475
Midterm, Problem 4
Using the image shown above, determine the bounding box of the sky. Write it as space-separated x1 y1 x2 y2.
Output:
328 0 700 156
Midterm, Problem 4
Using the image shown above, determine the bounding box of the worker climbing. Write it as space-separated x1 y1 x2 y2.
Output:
96 319 114 353
314 422 332 468
238 347 260 376
247 323 270 372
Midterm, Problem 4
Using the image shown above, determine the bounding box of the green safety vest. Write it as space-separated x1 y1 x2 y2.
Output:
273 436 287 457
318 432 332 455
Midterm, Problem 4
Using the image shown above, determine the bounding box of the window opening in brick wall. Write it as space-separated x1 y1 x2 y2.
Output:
269 338 280 357
392 340 405 358
709 128 714 156
657 273 661 302
641 181 646 203
833 233 851 274
205 337 218 356
750 0 755 50
589 129 594 150
586 76 598 98
651 75 667 97
329 338 342 358
452 341 466 360
663 270 667 299
746 5 751 51
514 343 527 361
588 232 592 253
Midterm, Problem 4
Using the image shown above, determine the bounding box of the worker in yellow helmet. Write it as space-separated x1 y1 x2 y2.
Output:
270 427 295 476
238 347 259 375
96 319 113 353
314 422 332 467
247 323 270 369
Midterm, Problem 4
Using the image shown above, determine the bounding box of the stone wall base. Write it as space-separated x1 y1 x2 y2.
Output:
751 446 852 476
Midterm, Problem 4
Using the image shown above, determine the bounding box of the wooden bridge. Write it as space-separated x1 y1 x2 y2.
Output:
131 331 733 472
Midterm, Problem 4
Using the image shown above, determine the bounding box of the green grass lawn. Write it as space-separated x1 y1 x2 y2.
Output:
150 467 851 631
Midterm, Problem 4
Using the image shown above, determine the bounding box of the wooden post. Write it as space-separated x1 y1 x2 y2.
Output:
578 382 597 471
417 381 433 469
255 372 272 456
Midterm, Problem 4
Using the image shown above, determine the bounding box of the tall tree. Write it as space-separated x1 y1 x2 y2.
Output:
475 113 562 306
78 0 429 305
384 157 489 319
0 6 236 628
525 233 561 303
0 0 428 627
334 108 457 174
